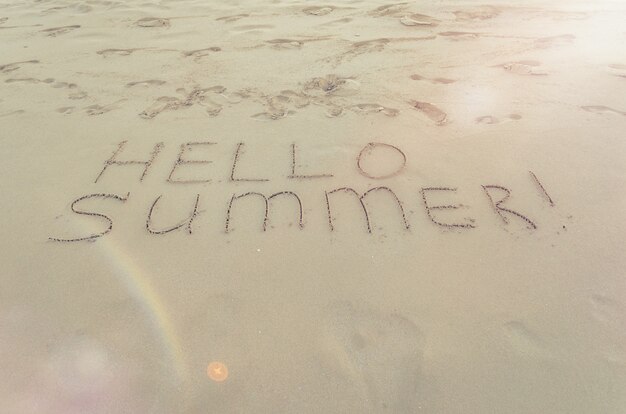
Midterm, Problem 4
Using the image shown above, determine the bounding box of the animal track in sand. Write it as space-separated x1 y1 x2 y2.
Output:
0 17 8 25
580 105 626 116
400 13 439 27
410 73 456 84
0 60 40 74
126 80 166 88
409 100 447 125
40 25 80 37
135 17 170 28
303 6 334 16
322 301 424 412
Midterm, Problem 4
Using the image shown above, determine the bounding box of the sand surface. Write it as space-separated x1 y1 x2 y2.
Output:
1 0 626 412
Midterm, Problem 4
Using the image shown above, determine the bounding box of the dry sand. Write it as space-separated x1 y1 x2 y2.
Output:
1 0 626 413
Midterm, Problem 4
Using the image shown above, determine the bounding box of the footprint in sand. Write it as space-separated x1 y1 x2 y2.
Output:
502 320 550 358
230 24 274 34
409 100 447 125
56 106 75 114
135 17 170 28
303 74 360 97
608 64 626 79
325 36 434 65
40 25 80 37
216 14 249 23
248 92 296 121
278 90 310 108
324 104 344 118
321 301 425 412
52 81 78 89
0 17 7 25
590 294 626 362
533 34 575 49
321 17 353 26
140 96 180 119
303 6 334 16
265 36 332 50
139 86 226 119
400 13 439 27
475 115 499 124
438 31 481 40
266 38 304 49
126 79 166 88
431 77 455 84
182 47 221 60
348 103 399 117
97 48 141 57
369 3 411 18
0 109 25 117
0 60 40 74
496 60 547 76
85 100 124 116
475 114 522 124
590 294 626 333
410 74 456 84
251 108 294 121
5 77 41 84
581 105 626 117
68 90 88 100
453 6 500 21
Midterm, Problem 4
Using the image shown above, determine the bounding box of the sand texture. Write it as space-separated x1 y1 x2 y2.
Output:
1 0 626 413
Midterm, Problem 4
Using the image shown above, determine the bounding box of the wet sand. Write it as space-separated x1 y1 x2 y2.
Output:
1 0 625 413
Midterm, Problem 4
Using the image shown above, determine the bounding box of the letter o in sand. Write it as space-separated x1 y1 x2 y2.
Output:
207 361 229 382
357 142 406 179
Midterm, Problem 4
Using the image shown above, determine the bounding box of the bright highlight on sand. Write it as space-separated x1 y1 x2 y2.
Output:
207 361 228 382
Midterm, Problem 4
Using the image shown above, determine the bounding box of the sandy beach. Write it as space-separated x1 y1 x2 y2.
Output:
1 0 625 412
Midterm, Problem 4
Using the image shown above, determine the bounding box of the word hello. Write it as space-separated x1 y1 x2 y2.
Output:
49 141 555 242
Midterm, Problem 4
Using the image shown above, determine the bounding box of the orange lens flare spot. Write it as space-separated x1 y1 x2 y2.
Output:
207 361 228 382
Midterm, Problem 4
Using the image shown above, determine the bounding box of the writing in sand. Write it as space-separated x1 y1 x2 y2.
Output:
49 140 557 242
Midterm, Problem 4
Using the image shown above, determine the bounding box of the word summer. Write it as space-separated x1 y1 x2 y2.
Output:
49 140 556 242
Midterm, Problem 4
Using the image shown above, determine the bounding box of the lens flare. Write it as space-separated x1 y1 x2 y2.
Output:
207 361 228 382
